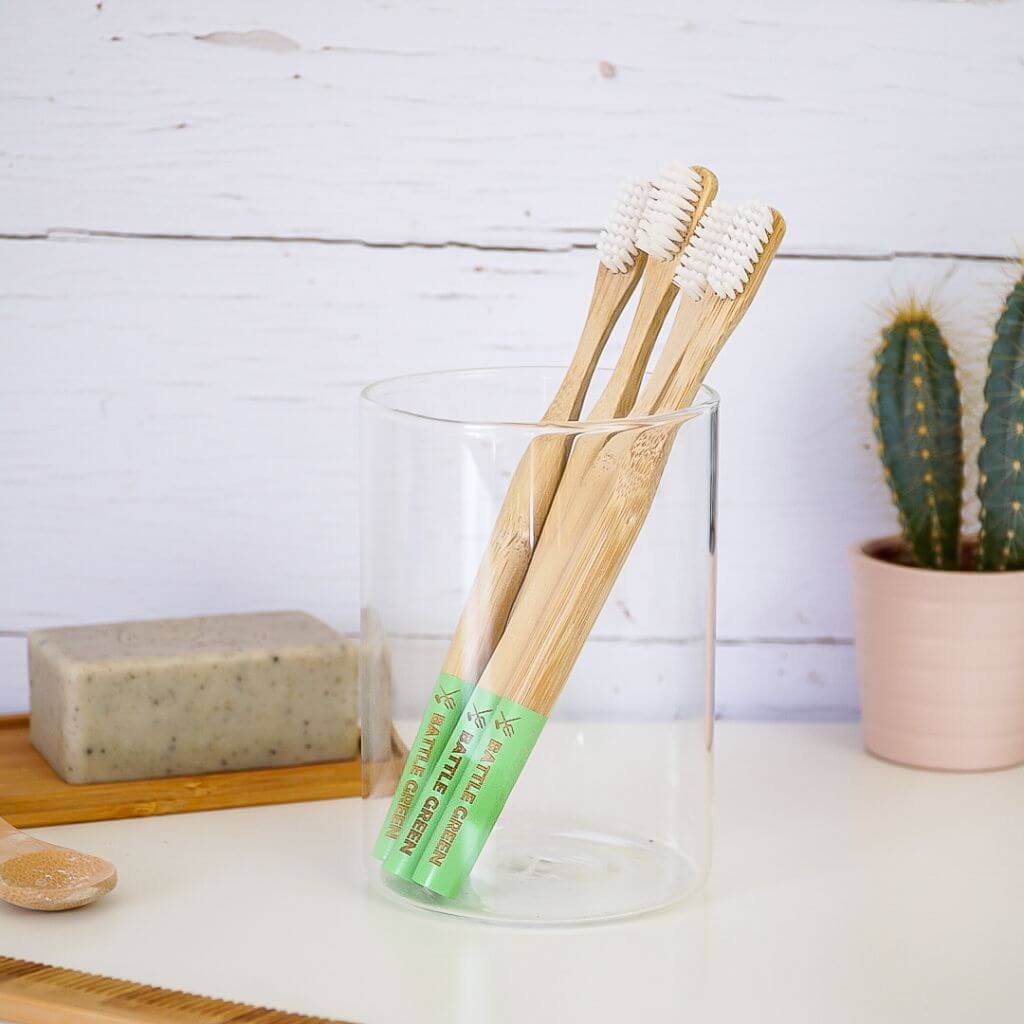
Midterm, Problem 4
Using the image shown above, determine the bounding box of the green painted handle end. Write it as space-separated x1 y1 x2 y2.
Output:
382 691 500 878
372 672 473 861
412 696 546 898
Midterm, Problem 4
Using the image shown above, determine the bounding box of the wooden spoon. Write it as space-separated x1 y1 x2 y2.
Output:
0 816 116 911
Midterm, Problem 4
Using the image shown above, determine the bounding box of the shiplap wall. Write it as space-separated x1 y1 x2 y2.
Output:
2 0 1022 717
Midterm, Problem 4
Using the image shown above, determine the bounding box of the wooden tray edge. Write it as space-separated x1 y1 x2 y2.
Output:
0 714 407 828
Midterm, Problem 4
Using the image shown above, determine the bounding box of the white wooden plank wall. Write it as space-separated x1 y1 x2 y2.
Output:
2 1 1022 717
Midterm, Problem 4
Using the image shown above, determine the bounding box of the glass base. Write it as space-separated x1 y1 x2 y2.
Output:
377 822 705 925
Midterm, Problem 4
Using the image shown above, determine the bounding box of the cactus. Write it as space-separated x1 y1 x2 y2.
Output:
978 273 1024 571
871 308 964 569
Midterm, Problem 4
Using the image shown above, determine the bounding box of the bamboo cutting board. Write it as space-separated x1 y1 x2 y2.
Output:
0 956 349 1024
0 715 405 828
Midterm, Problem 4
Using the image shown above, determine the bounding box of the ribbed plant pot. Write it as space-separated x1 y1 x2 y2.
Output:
850 537 1024 771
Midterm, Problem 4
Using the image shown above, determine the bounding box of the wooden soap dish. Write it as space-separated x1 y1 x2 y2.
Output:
0 715 406 828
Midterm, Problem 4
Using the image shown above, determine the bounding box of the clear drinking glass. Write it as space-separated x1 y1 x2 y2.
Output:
359 366 717 925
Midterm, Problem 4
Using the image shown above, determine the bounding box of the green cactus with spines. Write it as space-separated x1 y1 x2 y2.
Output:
871 307 964 569
977 273 1024 571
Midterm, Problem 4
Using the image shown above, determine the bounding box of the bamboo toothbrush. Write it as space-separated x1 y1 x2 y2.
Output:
381 164 719 879
372 179 650 859
539 163 718 510
587 162 717 420
440 163 716 689
634 199 737 411
383 195 729 883
411 203 786 897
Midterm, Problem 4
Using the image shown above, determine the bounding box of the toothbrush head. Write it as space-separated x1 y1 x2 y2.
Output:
636 161 704 262
706 202 776 300
673 200 736 301
597 179 652 273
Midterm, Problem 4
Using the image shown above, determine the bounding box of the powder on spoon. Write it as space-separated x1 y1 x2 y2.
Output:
0 848 105 889
0 848 115 910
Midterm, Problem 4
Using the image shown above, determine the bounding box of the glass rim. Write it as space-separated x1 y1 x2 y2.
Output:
360 365 720 432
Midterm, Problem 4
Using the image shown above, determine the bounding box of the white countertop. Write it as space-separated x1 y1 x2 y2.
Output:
2 722 1022 1023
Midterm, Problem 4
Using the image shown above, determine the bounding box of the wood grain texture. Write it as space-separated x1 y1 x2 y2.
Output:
0 956 347 1024
0 1 1021 255
478 212 787 712
0 715 404 828
442 258 643 684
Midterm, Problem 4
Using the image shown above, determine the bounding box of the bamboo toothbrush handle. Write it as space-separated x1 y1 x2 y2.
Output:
441 261 643 684
442 167 721 684
410 208 786 895
407 426 673 896
535 258 682 534
381 264 680 875
541 169 719 529
476 423 660 705
440 432 571 684
548 260 650 422
373 185 654 864
485 211 788 705
588 259 680 421
370 266 639 861
631 302 704 417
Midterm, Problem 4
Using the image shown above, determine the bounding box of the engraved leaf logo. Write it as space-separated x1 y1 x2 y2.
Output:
435 686 460 710
466 702 493 729
494 712 520 738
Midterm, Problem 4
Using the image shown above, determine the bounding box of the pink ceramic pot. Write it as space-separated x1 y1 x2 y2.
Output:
850 537 1024 771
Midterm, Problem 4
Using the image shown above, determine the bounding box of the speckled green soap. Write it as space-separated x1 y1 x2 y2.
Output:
29 611 358 784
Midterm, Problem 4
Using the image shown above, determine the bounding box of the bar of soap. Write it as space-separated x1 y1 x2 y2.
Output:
29 611 358 784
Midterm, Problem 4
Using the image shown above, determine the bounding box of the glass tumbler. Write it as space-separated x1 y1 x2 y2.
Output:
359 367 717 925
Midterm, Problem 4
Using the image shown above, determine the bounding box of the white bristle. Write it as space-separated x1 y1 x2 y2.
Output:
637 161 702 262
596 179 652 273
673 201 735 301
706 202 774 300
